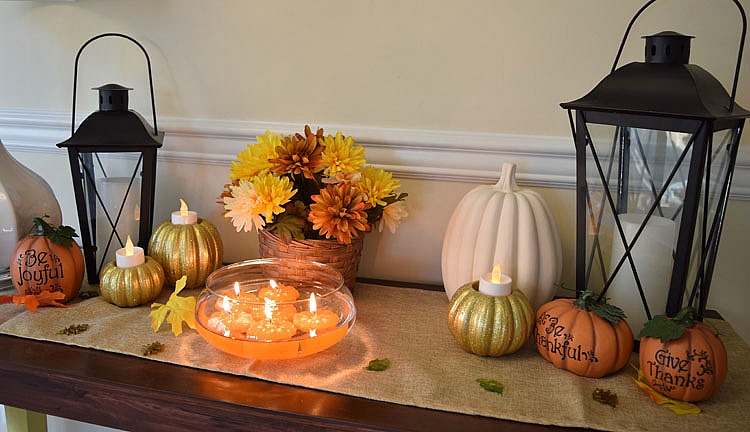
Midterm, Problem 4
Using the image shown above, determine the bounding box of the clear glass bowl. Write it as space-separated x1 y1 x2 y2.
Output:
195 258 356 360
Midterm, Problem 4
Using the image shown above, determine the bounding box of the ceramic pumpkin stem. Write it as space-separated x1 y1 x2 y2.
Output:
493 162 520 193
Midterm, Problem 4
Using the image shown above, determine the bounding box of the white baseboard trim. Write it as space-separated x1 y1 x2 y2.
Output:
1 109 748 199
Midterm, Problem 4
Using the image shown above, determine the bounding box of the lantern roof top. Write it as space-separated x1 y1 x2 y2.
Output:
560 62 750 120
561 61 750 121
56 110 163 150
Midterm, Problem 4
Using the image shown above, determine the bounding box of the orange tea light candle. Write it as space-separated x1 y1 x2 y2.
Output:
258 279 300 303
293 293 339 333
245 298 296 341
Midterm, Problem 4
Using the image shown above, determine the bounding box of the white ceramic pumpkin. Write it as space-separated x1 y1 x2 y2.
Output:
441 163 562 309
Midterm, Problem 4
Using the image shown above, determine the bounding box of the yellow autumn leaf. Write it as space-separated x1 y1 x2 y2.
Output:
149 276 196 336
148 304 169 332
631 365 701 415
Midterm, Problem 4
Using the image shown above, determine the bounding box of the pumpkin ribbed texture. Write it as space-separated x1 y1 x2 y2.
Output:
441 163 562 309
534 298 633 378
639 321 727 402
447 281 534 357
100 257 165 307
148 219 223 289
10 234 84 303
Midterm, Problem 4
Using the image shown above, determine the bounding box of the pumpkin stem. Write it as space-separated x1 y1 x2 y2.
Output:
31 215 79 248
494 163 520 193
639 306 697 342
573 290 627 324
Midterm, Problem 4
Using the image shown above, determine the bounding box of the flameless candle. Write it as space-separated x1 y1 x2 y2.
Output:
293 293 339 333
115 235 145 268
607 214 676 337
478 263 512 296
96 177 141 265
171 198 198 225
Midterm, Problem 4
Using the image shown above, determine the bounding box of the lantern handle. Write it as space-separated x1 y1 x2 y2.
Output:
71 33 159 135
611 0 747 112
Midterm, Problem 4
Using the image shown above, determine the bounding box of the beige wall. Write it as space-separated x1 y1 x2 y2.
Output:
1 0 749 347
0 0 748 140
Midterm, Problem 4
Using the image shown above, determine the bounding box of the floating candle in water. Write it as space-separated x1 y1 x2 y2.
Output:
245 298 296 341
293 293 339 333
258 279 300 303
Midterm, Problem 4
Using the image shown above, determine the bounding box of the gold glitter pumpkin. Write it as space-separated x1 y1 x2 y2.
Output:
148 218 223 289
100 257 165 307
447 281 534 357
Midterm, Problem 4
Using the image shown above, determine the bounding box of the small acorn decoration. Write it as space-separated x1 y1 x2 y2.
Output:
99 236 165 307
148 199 223 289
447 265 534 357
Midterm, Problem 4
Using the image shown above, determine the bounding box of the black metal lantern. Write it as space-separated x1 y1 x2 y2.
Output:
57 33 163 285
561 0 749 333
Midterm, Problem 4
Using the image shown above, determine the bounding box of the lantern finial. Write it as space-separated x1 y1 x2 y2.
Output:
642 31 693 65
93 83 133 112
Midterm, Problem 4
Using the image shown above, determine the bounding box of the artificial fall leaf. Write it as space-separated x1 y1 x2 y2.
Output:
592 388 618 408
364 358 391 371
142 341 165 356
476 378 504 396
149 276 196 336
57 324 90 335
631 365 701 415
0 291 67 313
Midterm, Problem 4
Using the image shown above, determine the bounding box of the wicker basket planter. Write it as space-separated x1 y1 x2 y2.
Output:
257 229 363 290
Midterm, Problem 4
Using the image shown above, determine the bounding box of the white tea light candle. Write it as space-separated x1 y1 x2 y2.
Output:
478 263 512 296
171 198 198 225
115 235 145 268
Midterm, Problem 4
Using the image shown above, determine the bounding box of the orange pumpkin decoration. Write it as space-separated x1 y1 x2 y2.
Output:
534 291 633 378
638 307 727 402
10 217 84 304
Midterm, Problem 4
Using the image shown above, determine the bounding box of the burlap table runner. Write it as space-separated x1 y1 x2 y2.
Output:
1 283 748 431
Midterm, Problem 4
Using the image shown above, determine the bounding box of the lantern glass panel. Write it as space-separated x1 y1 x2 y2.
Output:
79 151 144 273
584 124 696 332
683 128 738 310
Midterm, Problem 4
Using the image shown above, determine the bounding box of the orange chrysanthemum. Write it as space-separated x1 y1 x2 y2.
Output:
308 183 369 244
269 125 325 180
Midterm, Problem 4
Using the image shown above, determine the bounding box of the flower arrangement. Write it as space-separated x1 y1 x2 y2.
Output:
221 126 408 245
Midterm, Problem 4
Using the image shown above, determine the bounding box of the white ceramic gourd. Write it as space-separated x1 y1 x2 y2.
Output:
1 139 62 276
441 163 562 309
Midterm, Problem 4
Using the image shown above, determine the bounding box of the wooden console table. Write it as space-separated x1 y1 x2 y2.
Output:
0 333 582 432
3 280 746 432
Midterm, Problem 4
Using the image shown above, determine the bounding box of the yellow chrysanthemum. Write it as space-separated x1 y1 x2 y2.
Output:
321 132 366 177
252 172 297 222
356 165 400 207
229 131 281 182
223 180 265 232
